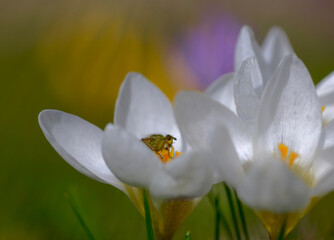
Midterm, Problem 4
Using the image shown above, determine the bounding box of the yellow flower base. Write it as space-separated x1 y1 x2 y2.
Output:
256 198 318 240
124 185 198 240
150 198 196 240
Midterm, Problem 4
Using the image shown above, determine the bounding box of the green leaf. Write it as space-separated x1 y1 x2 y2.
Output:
65 191 95 240
143 190 155 240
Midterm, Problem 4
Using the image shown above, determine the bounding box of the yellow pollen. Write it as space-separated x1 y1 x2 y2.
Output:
278 143 299 166
321 106 326 112
160 150 182 163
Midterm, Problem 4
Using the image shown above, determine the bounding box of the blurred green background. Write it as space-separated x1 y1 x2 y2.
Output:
1 0 334 239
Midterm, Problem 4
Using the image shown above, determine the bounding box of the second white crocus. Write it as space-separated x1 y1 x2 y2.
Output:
205 26 293 114
204 25 294 115
39 73 214 240
175 53 334 239
212 25 334 126
233 55 334 128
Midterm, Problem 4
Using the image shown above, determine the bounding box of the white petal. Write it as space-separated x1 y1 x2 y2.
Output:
316 71 334 97
255 54 322 165
317 72 334 124
205 73 236 113
238 159 311 213
114 72 181 148
323 121 334 149
38 110 125 191
314 138 334 186
149 149 214 198
261 26 293 75
234 57 263 125
102 124 162 188
313 164 334 196
312 154 334 182
174 91 252 162
234 26 267 79
322 104 334 126
318 146 334 166
210 126 245 188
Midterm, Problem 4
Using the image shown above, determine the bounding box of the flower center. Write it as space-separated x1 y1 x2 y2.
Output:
142 134 181 163
277 143 316 187
278 143 299 166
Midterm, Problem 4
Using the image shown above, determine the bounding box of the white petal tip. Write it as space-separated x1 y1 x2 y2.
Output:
240 25 253 33
38 109 64 132
104 123 114 131
124 72 146 83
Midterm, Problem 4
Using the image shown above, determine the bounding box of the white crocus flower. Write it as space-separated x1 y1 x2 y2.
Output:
39 73 213 240
208 25 334 126
234 25 293 82
204 25 293 117
233 56 334 129
175 54 334 239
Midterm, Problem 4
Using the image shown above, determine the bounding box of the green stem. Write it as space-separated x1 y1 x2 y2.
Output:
277 219 287 240
143 190 155 240
184 231 191 240
224 184 241 240
234 190 249 240
214 197 221 240
208 192 233 240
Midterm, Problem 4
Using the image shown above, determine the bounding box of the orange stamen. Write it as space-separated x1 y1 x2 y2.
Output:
175 151 182 158
278 143 299 166
159 150 182 163
278 143 288 158
162 151 170 163
321 106 326 113
289 152 299 166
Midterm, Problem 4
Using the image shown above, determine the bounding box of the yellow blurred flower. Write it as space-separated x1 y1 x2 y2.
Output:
37 11 176 115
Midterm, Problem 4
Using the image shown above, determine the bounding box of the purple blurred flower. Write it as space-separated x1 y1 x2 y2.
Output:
177 14 241 89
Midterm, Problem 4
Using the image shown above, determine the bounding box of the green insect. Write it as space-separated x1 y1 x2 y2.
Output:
141 134 177 161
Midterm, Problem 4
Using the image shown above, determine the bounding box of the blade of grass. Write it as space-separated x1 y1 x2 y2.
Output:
234 190 249 240
143 190 155 240
224 183 241 240
184 231 192 240
219 207 234 240
208 192 233 240
65 192 95 240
